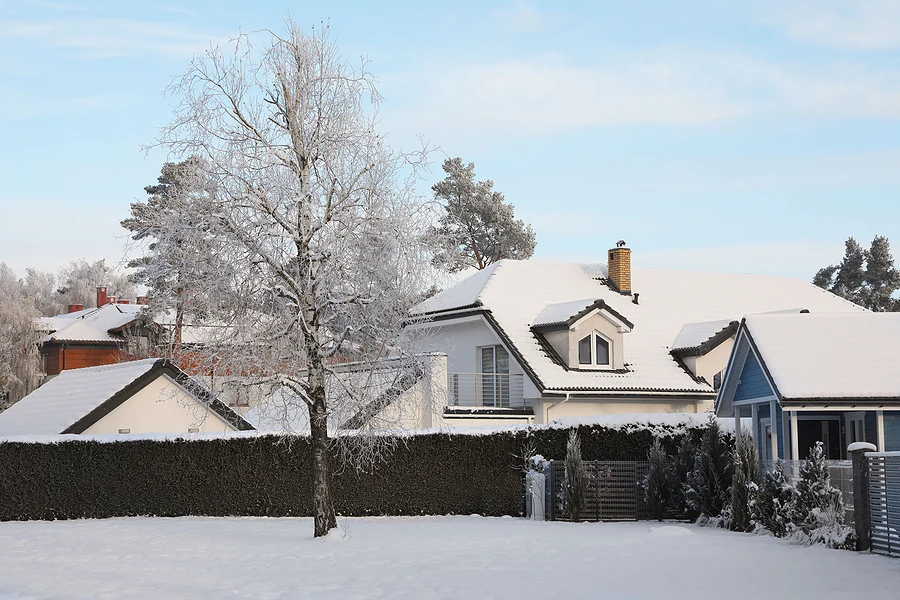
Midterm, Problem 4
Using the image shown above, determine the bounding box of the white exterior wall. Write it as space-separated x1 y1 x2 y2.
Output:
534 396 710 424
82 374 237 435
681 337 735 384
417 316 541 401
568 311 627 370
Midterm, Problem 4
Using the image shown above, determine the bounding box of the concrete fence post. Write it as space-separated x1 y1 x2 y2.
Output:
849 441 877 552
526 469 546 521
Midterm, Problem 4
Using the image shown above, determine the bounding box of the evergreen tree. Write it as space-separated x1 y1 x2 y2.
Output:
430 157 536 272
686 415 733 519
751 461 794 537
642 437 670 521
730 434 761 532
669 436 697 518
789 441 853 547
563 429 589 521
813 235 900 311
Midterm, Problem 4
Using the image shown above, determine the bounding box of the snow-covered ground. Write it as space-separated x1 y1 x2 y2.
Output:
0 516 897 599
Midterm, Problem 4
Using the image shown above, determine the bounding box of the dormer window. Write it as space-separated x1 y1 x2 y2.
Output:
578 332 611 367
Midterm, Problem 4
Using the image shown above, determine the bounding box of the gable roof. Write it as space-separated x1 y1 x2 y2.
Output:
742 312 900 402
412 260 866 395
532 298 634 331
0 359 254 436
42 304 146 344
671 319 738 357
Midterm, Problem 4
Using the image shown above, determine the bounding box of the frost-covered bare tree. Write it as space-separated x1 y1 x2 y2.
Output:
0 289 43 409
57 258 135 308
430 157 536 272
157 21 438 537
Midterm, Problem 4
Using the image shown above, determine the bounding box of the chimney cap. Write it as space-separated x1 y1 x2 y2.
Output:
616 240 627 248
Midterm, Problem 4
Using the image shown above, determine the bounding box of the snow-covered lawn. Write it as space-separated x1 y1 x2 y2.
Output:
1 516 897 599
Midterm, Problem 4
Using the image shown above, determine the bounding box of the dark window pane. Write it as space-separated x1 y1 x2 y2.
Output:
595 336 610 365
495 345 510 374
578 336 591 364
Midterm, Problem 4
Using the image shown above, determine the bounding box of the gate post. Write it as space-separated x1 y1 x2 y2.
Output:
849 442 877 551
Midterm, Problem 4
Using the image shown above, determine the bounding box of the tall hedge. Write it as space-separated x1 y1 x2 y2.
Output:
0 423 703 521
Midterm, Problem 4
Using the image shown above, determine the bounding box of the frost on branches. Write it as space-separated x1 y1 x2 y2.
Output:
155 21 440 537
429 157 536 272
563 430 589 521
751 460 794 538
0 289 43 409
787 442 854 549
686 415 733 520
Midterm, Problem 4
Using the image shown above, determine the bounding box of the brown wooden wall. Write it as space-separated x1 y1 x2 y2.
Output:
42 345 122 375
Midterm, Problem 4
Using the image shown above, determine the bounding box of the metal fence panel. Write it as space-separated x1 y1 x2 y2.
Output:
546 460 650 521
868 454 900 558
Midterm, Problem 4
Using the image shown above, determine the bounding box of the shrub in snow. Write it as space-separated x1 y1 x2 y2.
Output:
642 437 670 521
787 442 854 549
751 461 794 538
730 434 761 533
563 430 589 521
686 415 733 520
668 436 697 519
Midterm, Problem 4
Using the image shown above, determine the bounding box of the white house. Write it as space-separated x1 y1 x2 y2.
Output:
715 312 900 460
0 358 254 436
407 243 865 427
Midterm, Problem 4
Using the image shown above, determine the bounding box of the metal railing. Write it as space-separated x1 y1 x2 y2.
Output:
447 372 525 409
868 453 900 557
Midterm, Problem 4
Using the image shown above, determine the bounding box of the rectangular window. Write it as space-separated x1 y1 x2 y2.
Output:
480 345 510 407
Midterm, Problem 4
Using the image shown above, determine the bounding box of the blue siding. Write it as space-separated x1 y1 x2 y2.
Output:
885 412 900 452
735 351 775 402
775 403 784 459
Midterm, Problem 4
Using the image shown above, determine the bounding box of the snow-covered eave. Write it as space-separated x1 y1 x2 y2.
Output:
541 388 715 397
780 396 900 408
670 321 739 357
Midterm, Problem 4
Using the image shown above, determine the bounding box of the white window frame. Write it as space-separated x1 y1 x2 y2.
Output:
576 330 613 370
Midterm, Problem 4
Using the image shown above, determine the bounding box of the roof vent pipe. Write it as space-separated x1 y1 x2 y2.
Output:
632 293 640 305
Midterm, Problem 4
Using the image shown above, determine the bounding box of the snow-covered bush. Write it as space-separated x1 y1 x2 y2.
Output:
787 442 854 549
642 437 670 521
686 415 733 520
730 434 761 532
563 430 589 521
751 461 794 537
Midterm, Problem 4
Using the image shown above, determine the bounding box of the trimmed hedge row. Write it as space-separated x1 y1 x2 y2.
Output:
0 423 704 521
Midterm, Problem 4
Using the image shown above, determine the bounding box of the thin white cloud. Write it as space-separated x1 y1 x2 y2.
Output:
0 18 218 58
382 49 900 139
755 0 900 51
494 1 554 34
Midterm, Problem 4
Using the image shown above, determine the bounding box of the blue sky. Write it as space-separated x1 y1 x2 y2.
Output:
1 0 899 280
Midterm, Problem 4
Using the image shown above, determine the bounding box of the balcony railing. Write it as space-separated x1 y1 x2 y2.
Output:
448 373 525 409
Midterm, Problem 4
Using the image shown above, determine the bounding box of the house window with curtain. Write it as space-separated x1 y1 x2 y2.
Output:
480 345 510 407
577 332 611 368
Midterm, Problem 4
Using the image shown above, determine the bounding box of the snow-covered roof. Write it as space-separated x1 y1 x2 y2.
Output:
43 304 146 343
744 312 900 400
412 260 866 394
671 319 736 353
533 299 599 328
0 359 160 435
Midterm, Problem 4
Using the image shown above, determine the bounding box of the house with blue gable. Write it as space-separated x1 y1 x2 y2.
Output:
716 312 900 460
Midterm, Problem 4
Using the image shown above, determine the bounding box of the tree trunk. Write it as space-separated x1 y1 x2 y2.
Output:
309 386 337 537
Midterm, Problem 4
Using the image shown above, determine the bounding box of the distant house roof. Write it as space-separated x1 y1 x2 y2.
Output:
671 319 738 356
0 359 254 436
741 312 900 401
42 304 147 344
411 260 866 395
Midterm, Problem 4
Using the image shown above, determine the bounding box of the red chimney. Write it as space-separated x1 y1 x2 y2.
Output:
136 296 149 306
118 299 130 304
96 287 107 307
67 304 84 313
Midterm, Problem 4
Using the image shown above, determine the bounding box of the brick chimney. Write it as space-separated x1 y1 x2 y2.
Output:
607 240 632 294
67 304 84 313
136 296 149 306
118 299 130 304
96 286 107 307
107 295 116 305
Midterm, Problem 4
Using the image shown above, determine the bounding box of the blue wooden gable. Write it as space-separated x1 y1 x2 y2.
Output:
734 350 775 402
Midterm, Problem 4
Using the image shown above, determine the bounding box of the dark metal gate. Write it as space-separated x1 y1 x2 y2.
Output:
868 452 900 557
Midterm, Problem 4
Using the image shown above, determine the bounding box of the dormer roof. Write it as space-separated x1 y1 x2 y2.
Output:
531 298 634 332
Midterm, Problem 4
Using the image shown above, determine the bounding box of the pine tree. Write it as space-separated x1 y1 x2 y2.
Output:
643 437 670 521
730 434 761 532
789 441 853 548
686 415 733 519
429 157 536 272
751 461 794 537
563 429 589 521
813 235 900 311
